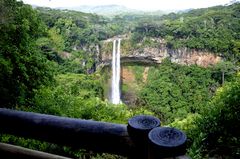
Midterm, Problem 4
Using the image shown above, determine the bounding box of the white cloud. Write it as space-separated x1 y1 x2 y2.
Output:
21 0 231 10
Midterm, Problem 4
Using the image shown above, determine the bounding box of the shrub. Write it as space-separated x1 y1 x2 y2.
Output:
189 73 240 158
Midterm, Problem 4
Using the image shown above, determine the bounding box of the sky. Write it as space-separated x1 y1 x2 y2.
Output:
21 0 234 11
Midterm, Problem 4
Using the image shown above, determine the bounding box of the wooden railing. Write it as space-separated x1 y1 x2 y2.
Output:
0 108 188 159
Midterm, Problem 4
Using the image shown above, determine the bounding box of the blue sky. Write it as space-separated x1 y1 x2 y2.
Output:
21 0 234 11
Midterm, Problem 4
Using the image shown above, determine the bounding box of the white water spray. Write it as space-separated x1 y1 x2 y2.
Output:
111 39 121 104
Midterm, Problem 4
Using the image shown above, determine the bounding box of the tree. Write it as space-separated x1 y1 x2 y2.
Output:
190 73 240 158
0 0 55 107
139 60 216 123
211 61 236 85
232 40 240 64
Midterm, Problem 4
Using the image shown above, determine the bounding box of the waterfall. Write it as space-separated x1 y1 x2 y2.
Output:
111 39 121 104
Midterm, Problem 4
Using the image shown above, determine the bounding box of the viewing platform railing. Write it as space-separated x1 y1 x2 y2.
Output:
0 108 188 159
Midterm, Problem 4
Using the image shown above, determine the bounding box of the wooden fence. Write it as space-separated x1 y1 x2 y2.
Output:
0 108 188 159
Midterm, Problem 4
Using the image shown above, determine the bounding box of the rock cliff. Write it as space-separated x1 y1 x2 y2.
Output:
100 38 221 67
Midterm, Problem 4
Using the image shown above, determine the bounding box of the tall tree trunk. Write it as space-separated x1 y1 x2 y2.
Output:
222 71 225 86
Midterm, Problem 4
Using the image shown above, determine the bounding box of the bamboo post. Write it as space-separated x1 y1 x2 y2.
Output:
127 115 161 159
148 127 187 159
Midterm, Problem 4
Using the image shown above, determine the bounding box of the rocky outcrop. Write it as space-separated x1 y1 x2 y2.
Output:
100 38 221 67
168 49 221 67
59 51 71 59
122 67 135 83
143 67 149 83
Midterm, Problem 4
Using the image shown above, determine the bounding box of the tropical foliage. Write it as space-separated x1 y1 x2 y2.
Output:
0 0 239 158
0 0 55 107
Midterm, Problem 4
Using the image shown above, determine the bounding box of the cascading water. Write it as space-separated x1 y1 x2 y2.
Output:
111 39 121 104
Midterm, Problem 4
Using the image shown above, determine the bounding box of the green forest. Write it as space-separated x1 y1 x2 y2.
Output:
0 0 239 158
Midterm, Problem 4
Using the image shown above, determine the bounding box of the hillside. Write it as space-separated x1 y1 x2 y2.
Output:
0 0 239 159
36 3 240 72
129 3 240 61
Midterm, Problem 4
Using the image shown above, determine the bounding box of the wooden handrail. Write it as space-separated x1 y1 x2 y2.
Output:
0 108 133 156
0 108 188 159
0 142 72 159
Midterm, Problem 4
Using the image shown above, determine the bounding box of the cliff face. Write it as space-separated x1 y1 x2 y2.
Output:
100 38 221 67
168 49 221 67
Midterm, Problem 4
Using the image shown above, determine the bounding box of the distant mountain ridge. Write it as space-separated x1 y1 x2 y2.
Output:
57 5 133 15
57 5 167 16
